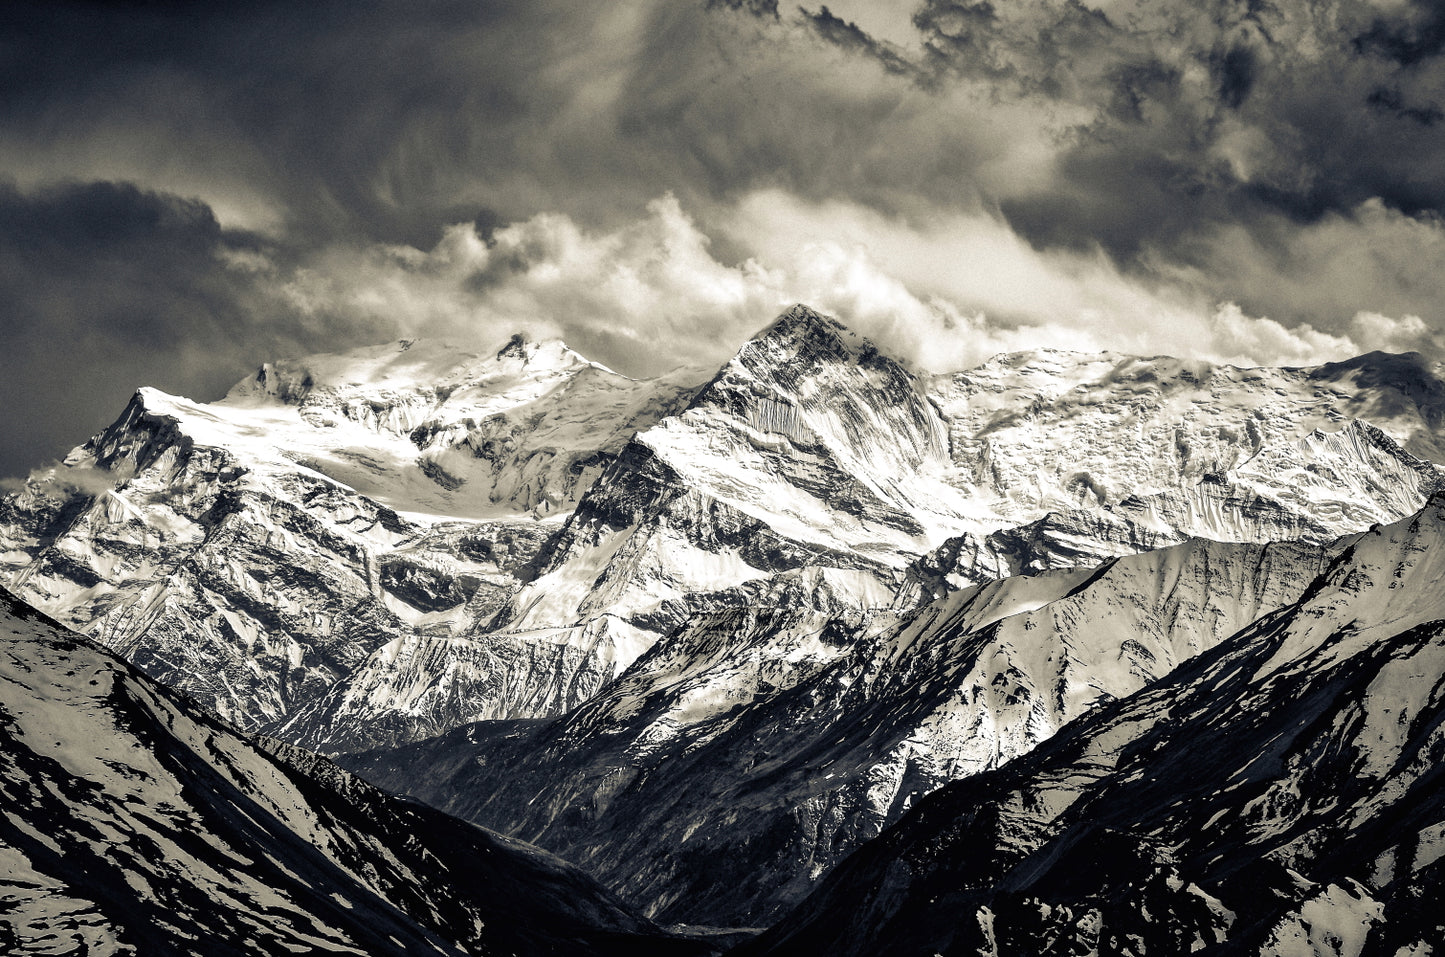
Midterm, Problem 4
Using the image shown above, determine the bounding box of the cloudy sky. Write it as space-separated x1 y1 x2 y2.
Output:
3 0 1444 478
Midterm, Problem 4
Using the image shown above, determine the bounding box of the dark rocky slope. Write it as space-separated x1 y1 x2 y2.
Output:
0 588 712 956
739 497 1445 956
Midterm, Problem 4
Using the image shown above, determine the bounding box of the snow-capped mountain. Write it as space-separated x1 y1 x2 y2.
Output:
343 532 1341 925
916 347 1445 588
738 495 1445 956
0 335 700 747
277 307 979 752
3 307 1444 756
0 587 712 956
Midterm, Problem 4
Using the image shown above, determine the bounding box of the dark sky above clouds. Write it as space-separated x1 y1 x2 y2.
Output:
3 0 1444 478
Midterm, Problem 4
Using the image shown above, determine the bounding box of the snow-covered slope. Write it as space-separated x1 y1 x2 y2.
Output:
344 532 1339 925
279 307 973 750
0 588 711 957
4 308 1444 754
205 333 700 521
931 348 1445 523
916 348 1445 588
739 495 1445 956
0 334 699 748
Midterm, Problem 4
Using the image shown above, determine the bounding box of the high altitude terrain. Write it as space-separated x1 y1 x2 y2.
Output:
346 533 1344 925
4 305 1445 938
4 308 1442 754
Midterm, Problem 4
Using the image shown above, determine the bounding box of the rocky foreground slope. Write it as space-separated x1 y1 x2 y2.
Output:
738 496 1445 956
3 307 1444 757
0 587 711 956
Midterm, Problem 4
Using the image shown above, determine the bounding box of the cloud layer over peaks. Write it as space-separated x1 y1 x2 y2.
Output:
265 191 1442 377
1 0 1443 477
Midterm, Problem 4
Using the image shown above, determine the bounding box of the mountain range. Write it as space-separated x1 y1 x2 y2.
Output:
4 304 1445 953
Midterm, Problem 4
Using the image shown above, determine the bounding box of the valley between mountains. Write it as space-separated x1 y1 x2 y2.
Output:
3 305 1445 954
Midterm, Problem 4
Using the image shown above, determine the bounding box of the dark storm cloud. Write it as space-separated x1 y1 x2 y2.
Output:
7 0 1443 290
1366 87 1444 127
1 0 1016 244
801 7 915 77
1353 2 1445 67
2 1 603 245
706 0 780 18
1210 42 1258 110
0 180 376 479
7 0 972 252
792 0 1445 332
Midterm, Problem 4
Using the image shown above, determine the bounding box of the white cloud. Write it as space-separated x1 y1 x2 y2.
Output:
722 190 1370 369
1347 311 1441 355
3 460 136 497
272 195 790 374
1172 200 1445 344
260 190 1409 378
1204 303 1356 368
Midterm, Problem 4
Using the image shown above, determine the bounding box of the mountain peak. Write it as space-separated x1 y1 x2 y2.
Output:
223 335 601 408
741 304 896 372
1308 349 1445 396
489 332 605 375
495 332 529 361
753 303 849 345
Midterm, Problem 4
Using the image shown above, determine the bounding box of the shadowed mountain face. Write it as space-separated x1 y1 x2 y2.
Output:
0 588 713 957
738 497 1445 956
342 533 1342 926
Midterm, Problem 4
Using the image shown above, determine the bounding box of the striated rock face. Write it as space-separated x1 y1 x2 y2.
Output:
911 350 1445 592
4 308 1445 755
929 348 1445 516
739 496 1445 956
0 588 709 957
343 533 1339 925
284 308 976 750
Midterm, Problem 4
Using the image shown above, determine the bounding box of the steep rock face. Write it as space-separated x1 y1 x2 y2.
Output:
287 315 1445 753
741 496 1445 956
911 418 1441 595
930 349 1445 520
507 305 967 630
0 588 710 957
345 533 1338 926
910 351 1445 593
3 392 420 732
